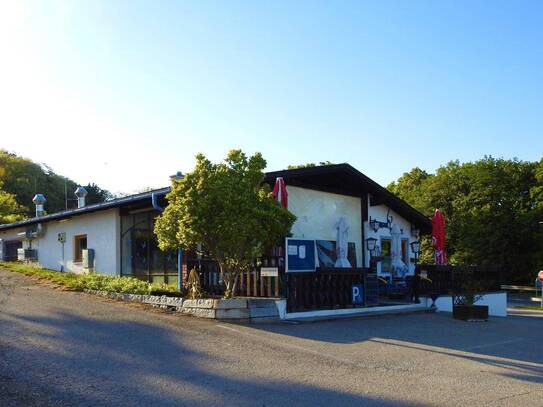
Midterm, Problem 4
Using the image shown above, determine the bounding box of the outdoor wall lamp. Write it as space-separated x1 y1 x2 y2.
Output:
365 237 378 255
410 240 421 258
369 214 393 233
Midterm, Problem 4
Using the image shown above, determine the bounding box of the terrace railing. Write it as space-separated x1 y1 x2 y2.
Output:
417 264 503 296
194 256 283 298
285 268 370 313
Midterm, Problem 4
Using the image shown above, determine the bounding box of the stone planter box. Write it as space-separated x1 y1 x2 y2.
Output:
453 304 489 321
83 289 184 308
180 298 279 322
83 289 279 322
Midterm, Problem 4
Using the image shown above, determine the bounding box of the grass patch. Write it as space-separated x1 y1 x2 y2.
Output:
0 261 183 297
513 305 543 311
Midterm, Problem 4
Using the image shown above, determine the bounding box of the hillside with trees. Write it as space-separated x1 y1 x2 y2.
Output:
0 150 113 221
388 156 543 283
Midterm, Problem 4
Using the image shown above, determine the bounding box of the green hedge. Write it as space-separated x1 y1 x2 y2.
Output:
1 262 183 297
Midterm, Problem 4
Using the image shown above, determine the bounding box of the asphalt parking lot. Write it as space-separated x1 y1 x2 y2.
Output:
1 268 542 406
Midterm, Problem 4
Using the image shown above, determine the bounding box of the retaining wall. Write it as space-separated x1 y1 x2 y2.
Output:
422 292 508 317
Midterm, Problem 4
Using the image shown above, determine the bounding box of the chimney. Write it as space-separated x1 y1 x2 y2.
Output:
170 171 184 181
74 186 88 208
32 194 46 217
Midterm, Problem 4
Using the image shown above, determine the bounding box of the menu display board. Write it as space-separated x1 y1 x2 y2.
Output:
286 238 317 272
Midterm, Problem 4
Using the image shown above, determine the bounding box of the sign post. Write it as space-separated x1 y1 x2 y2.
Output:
538 271 543 309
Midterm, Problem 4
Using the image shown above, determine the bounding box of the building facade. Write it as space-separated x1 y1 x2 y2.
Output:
0 164 431 292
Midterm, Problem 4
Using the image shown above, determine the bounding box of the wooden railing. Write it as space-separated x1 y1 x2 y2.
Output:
195 256 284 298
236 271 281 298
285 268 369 313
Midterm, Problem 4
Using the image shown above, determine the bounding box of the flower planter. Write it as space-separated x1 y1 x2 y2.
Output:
453 304 488 321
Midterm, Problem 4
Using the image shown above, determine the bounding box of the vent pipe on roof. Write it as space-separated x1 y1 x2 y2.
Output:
32 194 46 217
170 171 184 181
74 186 88 208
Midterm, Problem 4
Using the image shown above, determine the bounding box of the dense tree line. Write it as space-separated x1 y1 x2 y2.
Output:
0 150 112 221
388 156 543 283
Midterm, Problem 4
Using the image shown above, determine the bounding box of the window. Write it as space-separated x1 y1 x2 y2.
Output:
401 239 409 264
74 235 87 263
380 238 391 273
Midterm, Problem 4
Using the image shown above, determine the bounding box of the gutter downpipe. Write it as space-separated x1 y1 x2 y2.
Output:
151 191 183 290
151 192 164 212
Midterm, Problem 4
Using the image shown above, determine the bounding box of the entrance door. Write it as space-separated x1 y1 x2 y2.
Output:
4 240 22 261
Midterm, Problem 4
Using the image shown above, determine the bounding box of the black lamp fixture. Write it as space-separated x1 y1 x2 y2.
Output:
410 240 421 258
365 237 378 255
369 211 393 233
369 217 380 233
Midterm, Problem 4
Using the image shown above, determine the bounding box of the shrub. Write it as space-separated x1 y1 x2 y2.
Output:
149 283 185 297
0 262 184 297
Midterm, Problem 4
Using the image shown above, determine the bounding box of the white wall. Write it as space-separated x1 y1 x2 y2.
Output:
0 208 120 275
287 186 362 267
423 292 508 317
366 200 417 276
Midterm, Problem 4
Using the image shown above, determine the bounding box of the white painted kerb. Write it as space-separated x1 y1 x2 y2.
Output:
283 303 426 320
422 292 508 317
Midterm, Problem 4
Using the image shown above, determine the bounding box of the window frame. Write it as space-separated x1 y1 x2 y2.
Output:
380 237 392 273
401 238 409 265
73 234 87 263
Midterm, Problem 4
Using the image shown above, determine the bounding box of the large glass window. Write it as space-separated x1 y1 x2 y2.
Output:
121 211 178 286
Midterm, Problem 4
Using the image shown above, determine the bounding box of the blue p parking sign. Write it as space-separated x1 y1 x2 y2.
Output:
352 284 364 305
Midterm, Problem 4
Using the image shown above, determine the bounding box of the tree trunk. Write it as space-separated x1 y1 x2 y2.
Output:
220 263 239 298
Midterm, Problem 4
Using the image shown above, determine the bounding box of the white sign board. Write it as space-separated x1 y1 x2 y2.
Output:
261 267 279 277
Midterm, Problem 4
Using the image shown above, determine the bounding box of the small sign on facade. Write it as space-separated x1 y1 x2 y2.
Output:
352 284 364 305
58 232 66 243
261 267 279 277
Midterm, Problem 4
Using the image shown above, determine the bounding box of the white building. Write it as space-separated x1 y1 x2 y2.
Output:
0 164 430 296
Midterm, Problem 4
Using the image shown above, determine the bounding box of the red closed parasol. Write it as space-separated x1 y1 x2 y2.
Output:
272 177 288 208
432 209 448 264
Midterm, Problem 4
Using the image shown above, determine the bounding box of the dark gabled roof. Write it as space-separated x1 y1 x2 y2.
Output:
0 187 170 231
1 164 431 233
265 164 431 233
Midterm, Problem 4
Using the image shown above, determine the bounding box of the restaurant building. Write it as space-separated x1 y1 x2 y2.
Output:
0 164 431 311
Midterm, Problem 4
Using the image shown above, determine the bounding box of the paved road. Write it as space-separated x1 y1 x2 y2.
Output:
1 268 542 407
508 292 542 308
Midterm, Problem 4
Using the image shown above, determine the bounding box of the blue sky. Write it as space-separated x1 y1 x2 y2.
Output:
1 1 542 193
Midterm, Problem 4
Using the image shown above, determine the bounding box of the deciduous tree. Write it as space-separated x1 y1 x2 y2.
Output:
155 150 296 298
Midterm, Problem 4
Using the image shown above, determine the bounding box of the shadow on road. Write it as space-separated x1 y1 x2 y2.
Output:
247 312 543 385
0 309 424 406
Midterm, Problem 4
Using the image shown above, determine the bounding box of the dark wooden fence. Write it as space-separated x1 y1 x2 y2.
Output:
417 264 503 296
195 256 283 297
285 268 370 313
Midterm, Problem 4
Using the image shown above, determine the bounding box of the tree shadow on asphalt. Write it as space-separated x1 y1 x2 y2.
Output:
0 310 424 407
248 312 543 385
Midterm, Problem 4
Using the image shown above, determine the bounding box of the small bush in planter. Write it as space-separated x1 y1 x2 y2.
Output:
452 277 489 321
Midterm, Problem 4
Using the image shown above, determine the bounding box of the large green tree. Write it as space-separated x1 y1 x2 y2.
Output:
0 150 112 217
0 181 25 224
155 150 296 298
388 156 543 283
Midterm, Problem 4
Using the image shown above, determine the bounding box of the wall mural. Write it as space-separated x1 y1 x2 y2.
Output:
316 240 357 268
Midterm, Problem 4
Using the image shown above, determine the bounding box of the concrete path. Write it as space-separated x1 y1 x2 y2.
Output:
1 268 542 406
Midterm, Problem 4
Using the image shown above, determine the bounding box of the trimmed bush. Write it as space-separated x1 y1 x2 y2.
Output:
0 262 184 297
